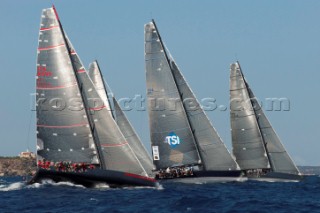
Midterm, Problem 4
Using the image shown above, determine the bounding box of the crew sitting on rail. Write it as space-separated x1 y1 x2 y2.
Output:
156 166 194 179
37 160 96 173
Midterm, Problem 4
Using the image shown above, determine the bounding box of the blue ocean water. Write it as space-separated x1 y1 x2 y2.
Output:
1 176 320 213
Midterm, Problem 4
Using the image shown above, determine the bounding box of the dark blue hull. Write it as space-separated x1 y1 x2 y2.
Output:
28 168 157 188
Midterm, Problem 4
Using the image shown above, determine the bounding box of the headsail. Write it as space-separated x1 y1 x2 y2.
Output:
64 34 147 176
36 7 99 164
145 21 201 170
169 59 240 171
88 60 154 175
245 72 300 175
113 97 154 175
230 62 270 170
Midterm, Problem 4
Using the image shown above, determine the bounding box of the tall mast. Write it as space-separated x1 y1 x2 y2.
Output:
52 5 105 169
151 20 204 168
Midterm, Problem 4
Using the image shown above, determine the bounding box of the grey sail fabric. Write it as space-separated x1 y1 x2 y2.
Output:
88 60 153 175
113 97 154 175
246 76 300 175
88 61 113 117
230 63 270 170
145 21 201 170
36 8 99 164
64 35 147 176
170 60 240 171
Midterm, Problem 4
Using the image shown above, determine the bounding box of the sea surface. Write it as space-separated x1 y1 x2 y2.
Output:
0 176 320 213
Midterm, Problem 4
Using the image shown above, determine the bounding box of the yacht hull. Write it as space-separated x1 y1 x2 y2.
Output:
248 172 303 182
28 168 158 188
157 170 246 183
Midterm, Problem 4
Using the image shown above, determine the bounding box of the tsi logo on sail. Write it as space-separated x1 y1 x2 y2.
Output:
165 132 181 148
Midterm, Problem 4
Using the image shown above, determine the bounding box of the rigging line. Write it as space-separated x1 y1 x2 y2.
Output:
26 110 34 151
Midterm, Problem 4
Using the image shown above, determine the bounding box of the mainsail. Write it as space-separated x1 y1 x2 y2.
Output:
36 7 99 164
37 6 147 176
88 60 154 175
145 21 201 170
230 62 299 174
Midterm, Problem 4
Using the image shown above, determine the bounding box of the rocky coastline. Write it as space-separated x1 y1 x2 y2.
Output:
0 157 36 176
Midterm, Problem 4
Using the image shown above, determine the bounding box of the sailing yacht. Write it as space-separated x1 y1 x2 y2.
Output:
88 60 154 176
230 61 302 181
145 20 244 183
29 6 157 187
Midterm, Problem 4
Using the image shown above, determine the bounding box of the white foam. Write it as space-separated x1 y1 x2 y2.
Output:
93 183 110 189
0 182 25 191
39 179 85 188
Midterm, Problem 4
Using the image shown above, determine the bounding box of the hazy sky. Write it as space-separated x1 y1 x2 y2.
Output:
0 0 319 166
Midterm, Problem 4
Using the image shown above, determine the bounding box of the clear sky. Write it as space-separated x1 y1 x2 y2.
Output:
0 0 319 166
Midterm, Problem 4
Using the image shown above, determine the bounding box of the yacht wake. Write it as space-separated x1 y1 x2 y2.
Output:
0 182 25 191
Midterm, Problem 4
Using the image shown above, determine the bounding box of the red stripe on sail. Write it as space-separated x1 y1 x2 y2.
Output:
70 51 77 55
38 43 65 51
88 105 106 111
37 123 88 128
124 173 157 183
36 83 77 90
101 142 128 147
40 26 59 31
77 69 86 73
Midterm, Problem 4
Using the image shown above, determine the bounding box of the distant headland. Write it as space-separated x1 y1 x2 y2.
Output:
0 150 36 176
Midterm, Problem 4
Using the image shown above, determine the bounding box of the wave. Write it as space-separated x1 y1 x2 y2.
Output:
0 179 86 191
37 179 85 188
0 182 25 191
